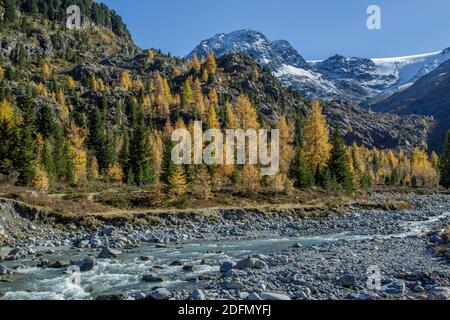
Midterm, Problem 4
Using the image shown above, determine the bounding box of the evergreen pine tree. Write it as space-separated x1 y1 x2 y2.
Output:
3 0 17 24
327 122 354 194
161 139 176 191
16 94 37 186
37 104 56 139
41 139 56 180
291 147 314 188
89 107 114 171
440 131 450 188
129 110 154 185
119 126 131 183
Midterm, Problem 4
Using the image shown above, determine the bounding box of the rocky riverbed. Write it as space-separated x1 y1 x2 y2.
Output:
0 193 449 300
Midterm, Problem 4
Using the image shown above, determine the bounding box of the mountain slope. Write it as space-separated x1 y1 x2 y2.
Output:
189 30 341 100
372 59 450 152
0 2 434 159
189 30 450 104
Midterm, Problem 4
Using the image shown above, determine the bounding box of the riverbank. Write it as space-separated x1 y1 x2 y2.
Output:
0 192 449 300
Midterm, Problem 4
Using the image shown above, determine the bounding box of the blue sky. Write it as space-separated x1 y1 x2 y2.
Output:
99 0 450 60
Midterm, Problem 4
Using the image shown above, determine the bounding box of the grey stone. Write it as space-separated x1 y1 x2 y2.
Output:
247 293 263 301
77 240 90 248
102 226 117 236
427 287 450 300
294 290 309 300
49 260 71 269
149 288 172 300
260 292 291 301
142 274 165 283
254 259 268 269
96 293 128 300
235 257 256 270
0 265 8 275
339 273 357 287
182 265 196 272
381 280 406 295
220 261 235 273
345 293 375 300
191 289 205 300
224 280 245 290
77 256 96 272
98 247 122 259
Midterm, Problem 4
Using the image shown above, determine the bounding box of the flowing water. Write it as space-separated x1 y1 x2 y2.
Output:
1 211 449 300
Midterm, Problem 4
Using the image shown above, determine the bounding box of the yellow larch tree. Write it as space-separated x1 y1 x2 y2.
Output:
107 163 124 183
66 75 76 90
205 52 217 74
207 105 220 130
192 78 206 119
240 164 260 195
66 121 87 183
209 88 219 108
168 165 188 196
234 94 259 129
224 101 237 129
302 100 331 172
89 156 100 180
42 61 51 79
119 71 132 90
190 52 201 73
278 116 294 174
56 89 69 123
0 98 14 129
89 74 98 91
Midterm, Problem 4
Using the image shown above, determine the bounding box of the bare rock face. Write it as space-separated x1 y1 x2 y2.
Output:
323 101 433 151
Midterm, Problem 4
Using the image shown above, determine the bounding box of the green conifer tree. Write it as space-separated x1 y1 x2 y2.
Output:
291 148 314 189
327 122 355 194
16 94 37 186
129 110 154 185
440 131 450 188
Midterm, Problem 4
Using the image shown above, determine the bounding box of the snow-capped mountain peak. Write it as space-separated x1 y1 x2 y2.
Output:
188 30 450 103
271 39 310 70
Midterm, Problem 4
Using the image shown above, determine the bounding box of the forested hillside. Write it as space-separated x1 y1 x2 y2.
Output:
0 0 444 205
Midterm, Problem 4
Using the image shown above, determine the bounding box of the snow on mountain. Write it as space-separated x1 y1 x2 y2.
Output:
272 40 311 70
364 49 450 104
188 30 450 103
188 30 284 70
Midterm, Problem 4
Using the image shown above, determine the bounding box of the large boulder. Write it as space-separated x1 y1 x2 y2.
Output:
77 256 96 272
98 247 122 259
0 265 9 275
224 280 245 290
235 257 257 270
220 261 235 273
142 274 165 283
191 289 205 300
260 292 291 301
380 280 406 295
339 273 357 288
149 288 172 300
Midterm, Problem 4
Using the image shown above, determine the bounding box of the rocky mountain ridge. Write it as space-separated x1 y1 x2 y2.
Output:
189 29 450 104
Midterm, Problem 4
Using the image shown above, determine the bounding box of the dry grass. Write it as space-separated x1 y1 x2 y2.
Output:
0 182 424 229
0 185 111 215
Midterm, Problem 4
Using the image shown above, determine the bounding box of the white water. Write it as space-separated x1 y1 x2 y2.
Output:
1 211 449 300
